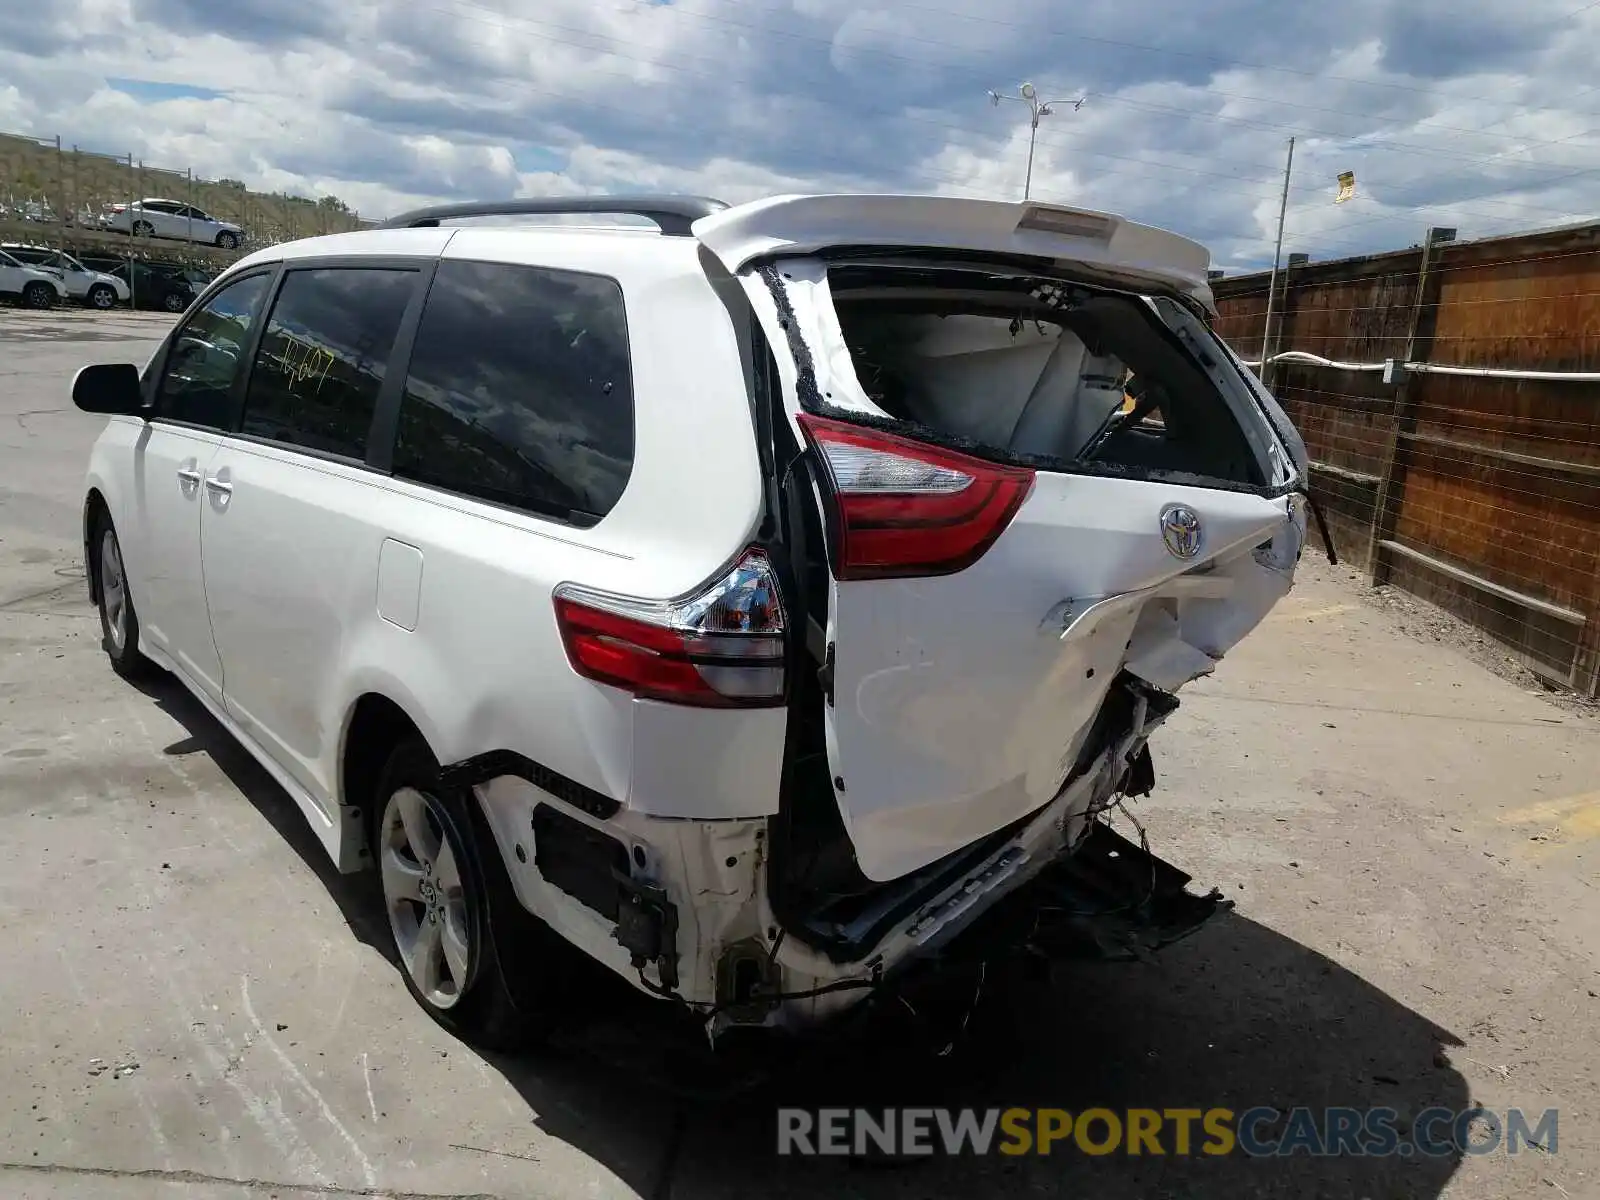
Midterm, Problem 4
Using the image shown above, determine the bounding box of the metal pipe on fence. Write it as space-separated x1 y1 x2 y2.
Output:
1240 349 1600 383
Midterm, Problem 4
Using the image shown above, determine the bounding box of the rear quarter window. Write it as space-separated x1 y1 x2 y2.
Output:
392 259 635 527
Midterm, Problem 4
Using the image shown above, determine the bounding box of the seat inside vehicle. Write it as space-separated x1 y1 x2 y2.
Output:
830 264 1263 485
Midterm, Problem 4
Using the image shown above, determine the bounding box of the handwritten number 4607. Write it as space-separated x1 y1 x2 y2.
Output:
274 339 335 396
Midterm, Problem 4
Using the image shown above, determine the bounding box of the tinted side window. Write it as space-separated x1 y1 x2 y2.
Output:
241 268 415 460
155 273 272 429
394 260 634 524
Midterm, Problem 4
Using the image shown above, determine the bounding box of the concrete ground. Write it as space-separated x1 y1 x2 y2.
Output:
2 306 1596 1199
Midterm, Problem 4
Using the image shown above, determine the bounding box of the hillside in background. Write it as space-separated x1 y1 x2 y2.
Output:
0 131 370 264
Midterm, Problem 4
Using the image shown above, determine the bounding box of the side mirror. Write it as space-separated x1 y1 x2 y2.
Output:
72 363 146 416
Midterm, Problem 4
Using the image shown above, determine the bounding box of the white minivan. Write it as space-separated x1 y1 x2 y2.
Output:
72 194 1317 1048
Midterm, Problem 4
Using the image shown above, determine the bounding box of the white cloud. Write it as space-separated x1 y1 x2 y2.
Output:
1 0 1597 269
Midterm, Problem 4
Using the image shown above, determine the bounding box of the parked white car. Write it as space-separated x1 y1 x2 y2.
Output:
102 198 244 250
71 193 1315 1048
0 248 67 308
1 245 130 309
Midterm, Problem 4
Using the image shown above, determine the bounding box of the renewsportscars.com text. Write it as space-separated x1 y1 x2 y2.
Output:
776 1106 1558 1158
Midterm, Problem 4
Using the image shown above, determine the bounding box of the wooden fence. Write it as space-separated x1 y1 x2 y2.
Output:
1211 220 1600 696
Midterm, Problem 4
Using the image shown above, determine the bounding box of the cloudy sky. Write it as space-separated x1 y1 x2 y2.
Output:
2 0 1598 270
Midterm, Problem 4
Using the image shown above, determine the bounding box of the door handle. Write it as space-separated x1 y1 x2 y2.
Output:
176 467 202 486
204 476 233 497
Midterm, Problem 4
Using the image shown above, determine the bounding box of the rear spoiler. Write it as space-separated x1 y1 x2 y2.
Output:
691 194 1215 310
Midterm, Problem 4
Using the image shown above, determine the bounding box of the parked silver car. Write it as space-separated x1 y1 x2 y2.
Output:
0 249 67 308
101 198 245 250
1 245 130 309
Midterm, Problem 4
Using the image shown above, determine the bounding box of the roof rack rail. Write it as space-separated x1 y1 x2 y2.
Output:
377 195 731 236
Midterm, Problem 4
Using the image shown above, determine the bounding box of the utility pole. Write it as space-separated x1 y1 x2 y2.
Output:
1260 135 1296 380
987 82 1085 200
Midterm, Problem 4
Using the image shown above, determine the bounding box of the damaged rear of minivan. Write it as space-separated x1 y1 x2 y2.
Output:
683 195 1313 1029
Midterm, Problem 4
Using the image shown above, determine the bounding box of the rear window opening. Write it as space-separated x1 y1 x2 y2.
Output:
817 262 1272 488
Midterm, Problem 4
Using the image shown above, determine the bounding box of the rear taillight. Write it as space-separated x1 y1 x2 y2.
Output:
798 413 1035 581
553 549 786 707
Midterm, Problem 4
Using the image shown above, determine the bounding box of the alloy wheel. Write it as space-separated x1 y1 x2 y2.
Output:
380 786 473 1010
100 528 127 652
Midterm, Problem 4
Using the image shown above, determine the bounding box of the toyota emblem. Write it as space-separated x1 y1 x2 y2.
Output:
1160 504 1203 560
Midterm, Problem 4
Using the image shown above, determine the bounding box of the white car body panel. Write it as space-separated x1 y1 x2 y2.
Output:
163 226 779 873
94 418 229 700
822 476 1295 881
77 194 1309 1028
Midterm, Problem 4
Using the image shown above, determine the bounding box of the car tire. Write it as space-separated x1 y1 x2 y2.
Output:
87 284 117 310
372 739 570 1051
131 219 154 238
21 281 55 309
162 291 187 313
216 231 240 250
93 515 154 679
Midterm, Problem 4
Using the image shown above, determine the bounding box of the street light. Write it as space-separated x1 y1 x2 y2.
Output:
987 82 1085 200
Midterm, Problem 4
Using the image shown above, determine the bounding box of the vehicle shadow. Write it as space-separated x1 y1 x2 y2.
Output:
138 670 1470 1200
491 914 1471 1200
133 671 397 963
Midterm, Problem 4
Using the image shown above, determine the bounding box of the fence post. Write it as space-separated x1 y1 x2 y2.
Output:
127 152 137 309
53 133 63 239
1578 560 1600 697
1365 227 1454 583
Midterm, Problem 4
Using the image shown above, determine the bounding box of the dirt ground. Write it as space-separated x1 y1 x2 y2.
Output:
1 308 1596 1199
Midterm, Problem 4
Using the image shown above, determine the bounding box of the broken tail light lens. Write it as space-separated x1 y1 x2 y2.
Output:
798 413 1035 581
553 549 786 707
